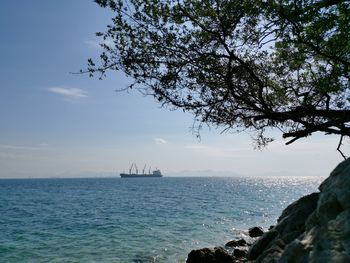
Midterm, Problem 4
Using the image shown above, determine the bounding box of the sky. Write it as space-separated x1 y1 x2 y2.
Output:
0 0 346 178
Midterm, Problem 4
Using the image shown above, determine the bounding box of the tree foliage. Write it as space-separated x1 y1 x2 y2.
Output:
87 0 350 154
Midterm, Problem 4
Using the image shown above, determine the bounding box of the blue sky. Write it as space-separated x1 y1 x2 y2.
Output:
0 1 345 178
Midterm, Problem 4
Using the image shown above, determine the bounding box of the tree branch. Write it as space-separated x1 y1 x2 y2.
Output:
337 135 347 160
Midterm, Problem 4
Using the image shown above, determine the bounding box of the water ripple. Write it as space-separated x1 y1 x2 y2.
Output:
0 176 322 262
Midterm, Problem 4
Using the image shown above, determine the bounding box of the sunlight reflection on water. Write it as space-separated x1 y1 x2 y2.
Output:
0 176 323 262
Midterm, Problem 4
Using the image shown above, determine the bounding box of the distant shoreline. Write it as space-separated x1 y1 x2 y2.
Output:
0 175 326 180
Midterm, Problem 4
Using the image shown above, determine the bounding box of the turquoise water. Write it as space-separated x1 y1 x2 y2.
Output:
0 176 323 262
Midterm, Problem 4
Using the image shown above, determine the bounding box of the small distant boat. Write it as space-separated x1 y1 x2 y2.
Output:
120 163 163 178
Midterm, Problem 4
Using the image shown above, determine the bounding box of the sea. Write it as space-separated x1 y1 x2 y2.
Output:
0 176 323 263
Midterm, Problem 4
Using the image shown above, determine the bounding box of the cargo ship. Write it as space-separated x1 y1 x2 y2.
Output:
120 164 163 178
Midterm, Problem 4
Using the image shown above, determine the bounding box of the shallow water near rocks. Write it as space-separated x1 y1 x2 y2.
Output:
0 176 323 262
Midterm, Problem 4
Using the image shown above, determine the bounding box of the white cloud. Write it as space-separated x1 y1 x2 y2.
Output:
48 87 87 98
0 144 45 151
154 138 167 145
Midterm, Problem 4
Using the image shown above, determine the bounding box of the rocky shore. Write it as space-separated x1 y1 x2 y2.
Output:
187 158 350 262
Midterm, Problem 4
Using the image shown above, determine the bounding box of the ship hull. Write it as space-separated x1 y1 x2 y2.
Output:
120 173 162 178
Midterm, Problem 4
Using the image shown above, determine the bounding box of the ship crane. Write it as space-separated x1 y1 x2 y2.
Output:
142 164 146 174
135 164 138 174
129 163 134 174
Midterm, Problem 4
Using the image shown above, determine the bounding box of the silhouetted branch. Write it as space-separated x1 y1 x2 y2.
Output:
337 135 347 160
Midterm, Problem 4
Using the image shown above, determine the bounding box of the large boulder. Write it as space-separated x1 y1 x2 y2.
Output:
247 192 319 261
279 158 350 263
248 158 350 262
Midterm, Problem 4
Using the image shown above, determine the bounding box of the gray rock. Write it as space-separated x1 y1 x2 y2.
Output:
247 192 319 261
248 229 279 260
279 158 350 263
247 188 319 262
186 247 234 263
225 239 247 247
280 230 302 244
249 226 264 237
275 192 319 237
253 158 350 263
233 248 247 258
